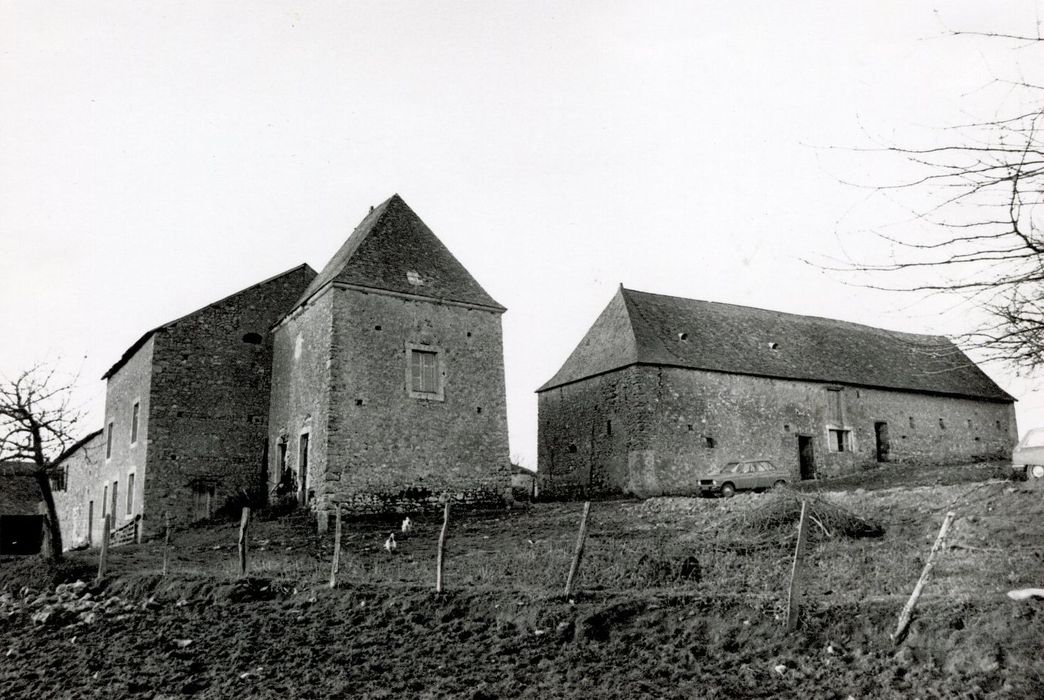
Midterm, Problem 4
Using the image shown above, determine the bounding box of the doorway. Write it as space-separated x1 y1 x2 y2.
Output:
798 435 815 480
298 432 310 505
874 421 890 462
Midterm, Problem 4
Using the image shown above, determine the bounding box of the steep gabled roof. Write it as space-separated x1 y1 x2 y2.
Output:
102 263 316 379
290 194 505 314
538 287 1013 402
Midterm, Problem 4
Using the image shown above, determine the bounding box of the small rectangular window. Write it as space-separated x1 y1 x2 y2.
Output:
111 480 119 520
702 436 716 448
130 401 140 444
126 473 135 514
909 416 915 429
966 419 972 429
828 428 850 452
410 349 438 394
606 419 612 437
50 466 67 492
102 485 108 517
939 418 946 429
106 421 114 459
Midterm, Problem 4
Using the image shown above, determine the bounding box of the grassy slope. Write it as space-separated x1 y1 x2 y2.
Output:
1 462 1042 698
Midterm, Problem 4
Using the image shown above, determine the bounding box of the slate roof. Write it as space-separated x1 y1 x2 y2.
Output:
538 287 1013 402
102 263 316 380
290 194 504 314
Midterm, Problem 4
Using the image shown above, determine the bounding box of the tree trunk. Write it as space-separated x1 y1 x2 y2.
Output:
33 469 63 560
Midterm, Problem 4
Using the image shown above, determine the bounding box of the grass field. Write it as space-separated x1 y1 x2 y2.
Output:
1 460 1042 698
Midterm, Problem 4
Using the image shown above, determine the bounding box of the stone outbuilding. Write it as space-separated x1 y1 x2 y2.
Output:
537 287 1017 498
268 194 511 519
83 264 316 536
50 429 104 547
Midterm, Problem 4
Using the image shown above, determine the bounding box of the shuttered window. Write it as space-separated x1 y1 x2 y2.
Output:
410 350 438 394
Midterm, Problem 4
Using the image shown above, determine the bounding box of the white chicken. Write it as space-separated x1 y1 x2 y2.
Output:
401 517 413 534
384 533 397 553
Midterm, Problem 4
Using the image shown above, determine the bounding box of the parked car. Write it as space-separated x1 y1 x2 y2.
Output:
1012 428 1044 481
699 460 788 497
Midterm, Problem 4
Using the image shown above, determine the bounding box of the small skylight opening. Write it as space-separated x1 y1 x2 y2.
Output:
678 332 688 341
767 341 779 350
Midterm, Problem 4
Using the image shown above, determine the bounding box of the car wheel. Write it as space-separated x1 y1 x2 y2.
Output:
773 480 786 490
720 483 736 498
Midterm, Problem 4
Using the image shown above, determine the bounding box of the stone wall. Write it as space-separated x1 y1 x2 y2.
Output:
538 365 1017 497
268 287 334 507
269 285 511 517
143 266 315 531
100 335 154 530
52 432 105 549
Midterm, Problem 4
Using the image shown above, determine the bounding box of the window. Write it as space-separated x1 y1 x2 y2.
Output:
130 401 140 445
126 473 134 514
909 416 915 429
939 418 946 429
50 466 67 492
406 344 444 400
411 350 438 394
702 436 716 448
102 485 108 517
967 419 973 429
111 481 119 520
106 421 114 459
828 428 851 452
242 332 263 344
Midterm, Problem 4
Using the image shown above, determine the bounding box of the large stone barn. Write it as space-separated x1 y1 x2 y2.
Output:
537 287 1017 498
77 264 316 536
268 194 511 522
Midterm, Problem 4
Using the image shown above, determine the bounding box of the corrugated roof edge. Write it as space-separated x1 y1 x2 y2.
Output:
101 262 316 380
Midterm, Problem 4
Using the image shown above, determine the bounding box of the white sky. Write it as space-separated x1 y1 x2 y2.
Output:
3 1 1044 468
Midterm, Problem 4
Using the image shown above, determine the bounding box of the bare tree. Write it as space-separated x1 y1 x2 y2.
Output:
0 364 85 559
828 30 1044 369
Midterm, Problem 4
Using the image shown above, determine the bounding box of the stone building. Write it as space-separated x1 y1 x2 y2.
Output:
50 429 104 547
537 287 1017 498
56 264 317 539
268 194 511 520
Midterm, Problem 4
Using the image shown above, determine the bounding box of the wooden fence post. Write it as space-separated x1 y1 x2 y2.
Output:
564 501 592 598
329 504 342 589
786 500 810 632
436 501 451 593
892 510 956 643
238 507 250 578
161 512 171 576
96 514 111 582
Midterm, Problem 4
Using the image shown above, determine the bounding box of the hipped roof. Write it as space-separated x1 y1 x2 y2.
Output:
289 194 504 314
537 287 1013 402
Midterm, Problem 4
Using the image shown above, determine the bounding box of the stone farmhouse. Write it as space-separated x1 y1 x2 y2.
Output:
53 194 511 546
537 287 1017 498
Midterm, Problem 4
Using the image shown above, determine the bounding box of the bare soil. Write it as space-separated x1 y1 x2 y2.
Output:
1 463 1042 698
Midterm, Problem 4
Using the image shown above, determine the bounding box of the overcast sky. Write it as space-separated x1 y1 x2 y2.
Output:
3 1 1043 468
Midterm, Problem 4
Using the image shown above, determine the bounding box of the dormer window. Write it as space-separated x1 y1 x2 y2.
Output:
406 270 424 286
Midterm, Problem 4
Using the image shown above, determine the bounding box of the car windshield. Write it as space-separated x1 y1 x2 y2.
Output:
1021 429 1044 448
